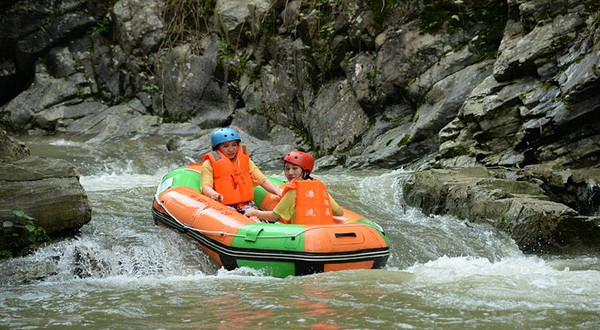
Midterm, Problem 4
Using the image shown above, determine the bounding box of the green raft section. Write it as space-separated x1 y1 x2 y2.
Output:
159 166 386 277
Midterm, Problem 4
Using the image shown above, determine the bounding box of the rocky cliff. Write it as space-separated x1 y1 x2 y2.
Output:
1 0 599 253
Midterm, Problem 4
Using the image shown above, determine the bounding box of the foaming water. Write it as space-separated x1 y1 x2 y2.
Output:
79 165 173 192
405 255 600 313
2 138 600 329
320 170 522 269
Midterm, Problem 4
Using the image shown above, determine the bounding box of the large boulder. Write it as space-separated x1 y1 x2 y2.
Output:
0 156 92 252
0 67 81 132
402 166 600 253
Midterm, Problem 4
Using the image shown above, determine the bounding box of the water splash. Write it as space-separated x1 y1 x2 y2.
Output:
404 255 600 311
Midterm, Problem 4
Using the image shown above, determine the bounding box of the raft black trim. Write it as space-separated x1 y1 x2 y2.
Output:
152 207 390 274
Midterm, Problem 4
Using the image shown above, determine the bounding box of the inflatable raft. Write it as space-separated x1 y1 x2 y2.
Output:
152 164 390 277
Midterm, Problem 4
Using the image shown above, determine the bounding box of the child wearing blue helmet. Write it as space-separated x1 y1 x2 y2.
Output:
201 127 282 214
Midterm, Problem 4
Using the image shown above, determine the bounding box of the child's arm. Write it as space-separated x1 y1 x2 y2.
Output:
329 193 344 216
260 179 282 197
202 186 223 203
245 208 281 221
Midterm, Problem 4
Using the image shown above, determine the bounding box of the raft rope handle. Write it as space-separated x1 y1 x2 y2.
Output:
154 192 368 240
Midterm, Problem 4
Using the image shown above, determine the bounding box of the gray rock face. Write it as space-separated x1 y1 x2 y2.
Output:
493 12 586 81
111 0 164 56
0 68 80 131
306 79 369 154
437 2 600 169
213 0 271 48
157 40 235 127
0 0 105 104
240 37 315 146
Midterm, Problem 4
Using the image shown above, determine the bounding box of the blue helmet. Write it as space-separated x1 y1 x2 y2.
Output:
210 127 241 148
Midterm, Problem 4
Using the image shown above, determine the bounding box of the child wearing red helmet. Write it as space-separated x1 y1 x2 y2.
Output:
245 151 343 223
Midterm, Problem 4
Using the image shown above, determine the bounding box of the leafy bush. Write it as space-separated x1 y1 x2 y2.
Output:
1 207 49 258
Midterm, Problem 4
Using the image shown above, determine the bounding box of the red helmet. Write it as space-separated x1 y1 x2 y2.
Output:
283 151 314 173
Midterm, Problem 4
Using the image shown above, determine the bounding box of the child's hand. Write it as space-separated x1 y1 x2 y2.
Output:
245 209 257 217
212 193 223 203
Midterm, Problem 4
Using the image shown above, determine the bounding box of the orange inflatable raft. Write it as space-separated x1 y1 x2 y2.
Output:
152 164 390 277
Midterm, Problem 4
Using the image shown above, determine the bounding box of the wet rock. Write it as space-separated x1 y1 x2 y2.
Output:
0 156 91 250
0 128 30 162
402 166 600 253
0 258 59 285
74 244 109 278
33 101 107 132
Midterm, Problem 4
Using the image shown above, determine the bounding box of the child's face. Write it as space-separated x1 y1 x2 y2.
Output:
284 162 304 181
217 140 239 160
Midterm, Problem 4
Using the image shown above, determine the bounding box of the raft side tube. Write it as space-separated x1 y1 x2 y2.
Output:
159 166 202 193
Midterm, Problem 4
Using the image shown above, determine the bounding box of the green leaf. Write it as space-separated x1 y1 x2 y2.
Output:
24 224 36 232
10 206 35 220
3 221 14 228
10 207 25 218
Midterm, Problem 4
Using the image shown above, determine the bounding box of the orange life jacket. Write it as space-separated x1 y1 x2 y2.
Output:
202 145 254 205
281 179 334 225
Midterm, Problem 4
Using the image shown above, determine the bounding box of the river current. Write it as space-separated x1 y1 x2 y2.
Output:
1 137 599 329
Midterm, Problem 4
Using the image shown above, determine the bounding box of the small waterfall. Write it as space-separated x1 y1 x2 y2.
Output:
0 227 217 285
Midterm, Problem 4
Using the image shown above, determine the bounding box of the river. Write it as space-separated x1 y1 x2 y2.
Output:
1 136 599 329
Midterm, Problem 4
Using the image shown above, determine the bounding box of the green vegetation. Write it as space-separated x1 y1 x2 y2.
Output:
162 0 216 50
142 84 160 94
448 145 468 156
1 207 49 259
381 115 403 123
91 17 111 36
563 101 574 111
397 134 411 147
217 37 233 60
418 0 506 60
366 0 403 33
